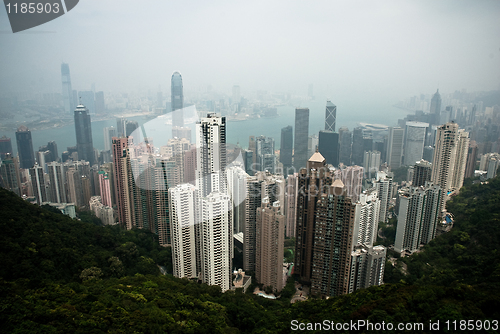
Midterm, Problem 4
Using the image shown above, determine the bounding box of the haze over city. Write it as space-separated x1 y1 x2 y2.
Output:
1 0 499 100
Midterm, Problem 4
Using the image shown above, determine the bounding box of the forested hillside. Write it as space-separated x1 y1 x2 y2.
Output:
1 178 499 333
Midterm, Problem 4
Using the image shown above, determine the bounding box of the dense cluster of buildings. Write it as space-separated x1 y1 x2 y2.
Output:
1 64 498 298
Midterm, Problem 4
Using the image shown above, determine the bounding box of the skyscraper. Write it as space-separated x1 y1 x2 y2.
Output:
255 198 285 292
255 135 275 173
404 122 428 166
394 183 442 254
74 104 95 166
280 126 293 172
294 152 355 297
353 190 381 248
429 89 442 125
61 63 75 114
47 161 66 203
171 71 184 128
464 141 478 179
0 154 21 196
351 127 364 166
293 108 309 170
0 136 13 160
386 127 404 169
103 126 117 152
349 245 386 293
16 125 35 169
325 100 337 132
318 130 339 167
431 122 469 215
339 128 352 165
30 164 47 205
412 160 432 187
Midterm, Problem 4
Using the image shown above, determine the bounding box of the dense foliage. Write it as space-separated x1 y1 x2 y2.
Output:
1 176 500 332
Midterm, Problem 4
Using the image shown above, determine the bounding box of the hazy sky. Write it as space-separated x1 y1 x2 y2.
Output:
0 0 499 100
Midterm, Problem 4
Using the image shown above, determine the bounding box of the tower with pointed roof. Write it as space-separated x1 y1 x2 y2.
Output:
294 151 356 297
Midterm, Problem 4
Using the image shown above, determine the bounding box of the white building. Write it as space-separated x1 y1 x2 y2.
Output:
169 184 197 279
353 190 381 248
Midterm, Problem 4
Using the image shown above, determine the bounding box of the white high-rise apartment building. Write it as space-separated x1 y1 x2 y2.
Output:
169 183 197 279
226 163 248 234
200 192 232 292
394 183 442 254
374 171 392 223
431 122 469 216
353 190 381 248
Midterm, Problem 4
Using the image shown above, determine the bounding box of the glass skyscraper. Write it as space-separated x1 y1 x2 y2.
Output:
74 104 94 166
15 125 35 169
61 63 75 114
171 71 184 128
293 108 309 170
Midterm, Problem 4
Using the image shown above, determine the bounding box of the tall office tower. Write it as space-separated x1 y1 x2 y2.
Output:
339 129 352 165
103 127 117 152
318 130 339 167
452 130 470 191
200 192 232 292
386 127 404 169
404 122 428 166
183 145 196 184
170 183 197 279
98 171 112 207
0 154 21 196
47 161 66 203
29 164 47 204
293 108 309 170
349 245 386 293
226 164 248 234
285 172 298 238
280 126 293 172
66 168 85 207
112 137 130 228
325 101 337 132
255 198 285 292
363 151 381 177
232 85 241 104
255 135 275 173
412 160 432 187
295 152 355 297
244 171 285 272
74 104 94 166
125 121 139 138
374 172 392 223
242 149 254 176
61 63 75 114
394 183 442 254
79 91 96 115
171 71 184 128
95 91 105 114
431 123 469 215
116 117 127 137
429 89 442 125
45 141 58 162
0 136 13 160
353 190 381 248
16 126 36 169
195 113 227 197
334 166 364 202
351 127 364 166
464 141 478 179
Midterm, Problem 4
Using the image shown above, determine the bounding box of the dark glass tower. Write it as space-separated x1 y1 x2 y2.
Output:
74 104 94 166
0 135 13 160
171 71 184 128
339 129 352 165
430 89 441 125
325 100 336 132
318 130 339 167
293 108 309 170
15 125 35 169
351 127 364 166
280 125 293 172
61 63 75 114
